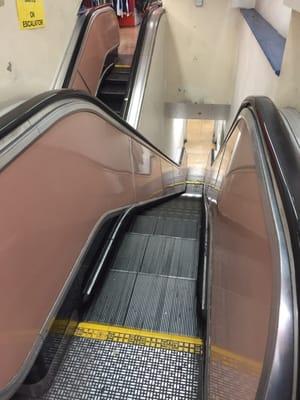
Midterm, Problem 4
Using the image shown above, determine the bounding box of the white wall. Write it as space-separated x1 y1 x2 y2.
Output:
229 0 300 123
137 15 186 161
138 15 168 152
231 0 255 8
256 0 291 37
276 10 300 110
284 0 300 12
0 0 81 109
230 19 279 123
163 0 240 105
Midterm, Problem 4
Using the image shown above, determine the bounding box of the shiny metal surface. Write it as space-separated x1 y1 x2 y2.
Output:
205 109 296 400
161 158 175 194
280 108 300 148
0 99 186 399
0 99 181 172
132 141 164 202
51 14 86 90
125 7 165 129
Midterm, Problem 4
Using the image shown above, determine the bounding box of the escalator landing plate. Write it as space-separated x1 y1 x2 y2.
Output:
38 322 203 400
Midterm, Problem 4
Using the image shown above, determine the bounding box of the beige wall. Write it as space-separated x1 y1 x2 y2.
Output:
229 0 300 124
138 14 167 152
137 15 186 162
186 120 214 181
0 0 81 109
256 0 291 37
229 19 280 123
276 10 300 110
161 0 299 128
163 0 240 105
284 0 300 12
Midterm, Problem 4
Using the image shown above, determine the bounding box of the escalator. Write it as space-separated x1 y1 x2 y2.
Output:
96 3 155 118
0 89 299 400
0 2 300 400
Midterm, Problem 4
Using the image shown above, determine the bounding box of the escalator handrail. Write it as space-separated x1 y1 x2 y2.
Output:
61 4 112 89
124 6 165 127
122 2 163 120
0 89 184 167
243 97 299 263
207 97 299 400
225 96 300 398
224 96 300 275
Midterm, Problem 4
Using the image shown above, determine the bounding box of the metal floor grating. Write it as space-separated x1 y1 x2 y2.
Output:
20 323 203 400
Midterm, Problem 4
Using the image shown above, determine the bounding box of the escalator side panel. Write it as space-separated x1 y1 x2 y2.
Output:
204 116 295 400
132 141 165 202
68 7 120 96
0 106 186 398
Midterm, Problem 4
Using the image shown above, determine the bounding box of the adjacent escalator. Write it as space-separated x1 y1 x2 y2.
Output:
97 65 131 116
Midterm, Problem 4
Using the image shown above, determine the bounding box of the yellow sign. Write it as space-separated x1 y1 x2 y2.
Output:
16 0 46 30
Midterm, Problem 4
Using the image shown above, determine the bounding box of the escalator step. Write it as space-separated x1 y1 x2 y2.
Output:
124 274 199 337
84 270 136 325
98 95 124 114
106 72 130 83
100 83 127 96
129 215 199 238
141 235 199 278
154 217 199 239
152 199 201 213
144 208 200 220
112 233 149 272
114 65 131 73
129 215 158 234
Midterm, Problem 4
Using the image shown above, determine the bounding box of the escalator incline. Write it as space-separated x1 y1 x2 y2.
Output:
20 195 204 400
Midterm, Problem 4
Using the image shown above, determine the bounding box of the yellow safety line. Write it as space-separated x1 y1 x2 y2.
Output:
115 64 131 68
75 322 203 346
185 180 204 185
166 181 185 188
52 321 260 371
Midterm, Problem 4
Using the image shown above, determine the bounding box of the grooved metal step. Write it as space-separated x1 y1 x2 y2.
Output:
112 233 149 272
85 270 136 325
141 235 199 278
106 72 130 83
100 84 127 96
125 274 199 336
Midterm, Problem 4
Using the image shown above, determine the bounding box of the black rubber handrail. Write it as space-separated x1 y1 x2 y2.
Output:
0 89 182 167
245 97 299 263
228 97 300 268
